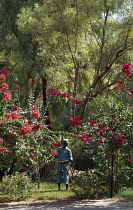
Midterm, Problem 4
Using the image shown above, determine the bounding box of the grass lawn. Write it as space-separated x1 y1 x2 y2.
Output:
0 177 76 203
0 177 133 203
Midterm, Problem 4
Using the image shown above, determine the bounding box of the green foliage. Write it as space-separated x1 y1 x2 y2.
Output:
1 172 32 200
115 187 133 200
73 169 109 199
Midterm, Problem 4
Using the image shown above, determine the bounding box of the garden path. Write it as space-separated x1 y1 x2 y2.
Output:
0 199 133 210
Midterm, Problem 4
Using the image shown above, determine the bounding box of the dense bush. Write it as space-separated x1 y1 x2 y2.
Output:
1 172 32 200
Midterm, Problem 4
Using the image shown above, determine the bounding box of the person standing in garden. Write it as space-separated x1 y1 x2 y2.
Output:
55 139 73 191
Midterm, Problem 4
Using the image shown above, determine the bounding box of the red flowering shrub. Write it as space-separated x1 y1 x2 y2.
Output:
32 111 40 119
69 117 82 127
3 91 12 102
74 99 83 104
122 63 131 78
19 125 32 135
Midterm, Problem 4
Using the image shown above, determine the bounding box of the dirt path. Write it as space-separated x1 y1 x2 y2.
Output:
0 199 133 210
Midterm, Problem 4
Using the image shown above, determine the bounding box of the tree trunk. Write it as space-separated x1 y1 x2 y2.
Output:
42 77 52 130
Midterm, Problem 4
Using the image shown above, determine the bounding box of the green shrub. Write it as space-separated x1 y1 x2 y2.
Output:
73 169 109 199
1 172 33 200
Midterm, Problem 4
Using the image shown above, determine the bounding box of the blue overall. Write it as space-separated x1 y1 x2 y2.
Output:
55 146 73 184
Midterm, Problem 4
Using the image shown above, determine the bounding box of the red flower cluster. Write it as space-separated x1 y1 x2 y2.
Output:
115 80 124 90
32 111 40 119
14 84 21 90
50 141 61 148
46 116 51 120
0 83 9 92
5 112 20 121
0 70 12 102
0 138 3 144
115 135 127 145
0 147 6 152
3 91 12 102
69 117 82 127
122 63 131 78
74 99 83 104
62 93 71 98
97 124 106 135
49 88 71 98
32 122 43 131
79 134 90 143
90 120 97 125
31 105 41 118
19 125 32 135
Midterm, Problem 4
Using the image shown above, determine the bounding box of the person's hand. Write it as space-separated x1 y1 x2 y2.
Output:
61 161 66 164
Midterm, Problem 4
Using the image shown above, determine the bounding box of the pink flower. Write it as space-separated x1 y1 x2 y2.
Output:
32 111 40 118
74 99 83 104
19 126 32 135
130 90 133 94
90 120 97 125
0 138 4 144
3 91 12 102
69 117 82 127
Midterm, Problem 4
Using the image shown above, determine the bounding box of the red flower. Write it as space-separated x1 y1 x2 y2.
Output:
0 74 6 83
62 93 71 98
32 123 43 131
15 84 21 89
90 120 97 125
115 80 124 90
5 112 20 121
122 63 132 78
0 138 4 144
79 134 90 143
46 116 51 120
31 105 38 110
0 83 9 92
49 89 62 96
104 156 109 159
13 105 19 112
0 147 6 152
74 99 83 104
32 111 40 119
11 112 20 121
69 117 82 127
2 69 8 77
19 126 32 135
3 91 12 102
